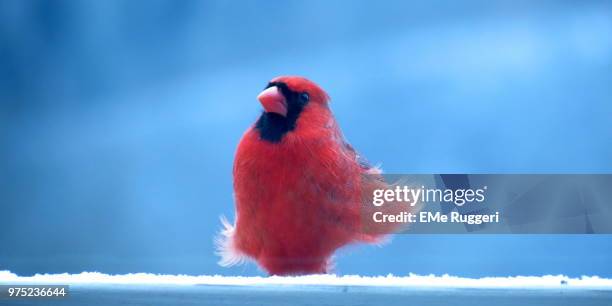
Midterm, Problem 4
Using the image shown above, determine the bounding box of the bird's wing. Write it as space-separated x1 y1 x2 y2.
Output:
336 131 417 240
327 116 380 175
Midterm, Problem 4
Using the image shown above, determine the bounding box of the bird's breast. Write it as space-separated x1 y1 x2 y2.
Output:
231 124 367 264
233 127 360 223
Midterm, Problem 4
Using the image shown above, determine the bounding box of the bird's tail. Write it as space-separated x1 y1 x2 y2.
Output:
358 172 423 239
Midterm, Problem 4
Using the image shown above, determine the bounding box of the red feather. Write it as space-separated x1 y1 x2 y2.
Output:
217 76 403 275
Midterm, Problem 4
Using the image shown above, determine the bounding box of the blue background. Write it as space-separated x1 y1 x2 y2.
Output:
1 0 611 277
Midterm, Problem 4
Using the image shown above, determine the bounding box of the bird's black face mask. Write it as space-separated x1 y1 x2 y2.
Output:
255 81 310 143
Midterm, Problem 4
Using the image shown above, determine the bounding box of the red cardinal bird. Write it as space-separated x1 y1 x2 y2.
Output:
217 76 404 275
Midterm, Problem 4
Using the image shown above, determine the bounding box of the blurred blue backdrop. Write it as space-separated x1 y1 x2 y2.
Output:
1 0 611 277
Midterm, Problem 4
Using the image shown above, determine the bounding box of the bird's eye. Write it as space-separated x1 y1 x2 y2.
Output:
299 92 310 104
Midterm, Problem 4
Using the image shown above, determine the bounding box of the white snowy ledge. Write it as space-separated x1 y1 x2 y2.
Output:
1 271 611 289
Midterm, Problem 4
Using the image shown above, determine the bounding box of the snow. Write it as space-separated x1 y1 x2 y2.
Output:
1 271 611 289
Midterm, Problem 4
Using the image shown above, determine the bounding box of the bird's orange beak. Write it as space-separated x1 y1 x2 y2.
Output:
257 86 287 117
